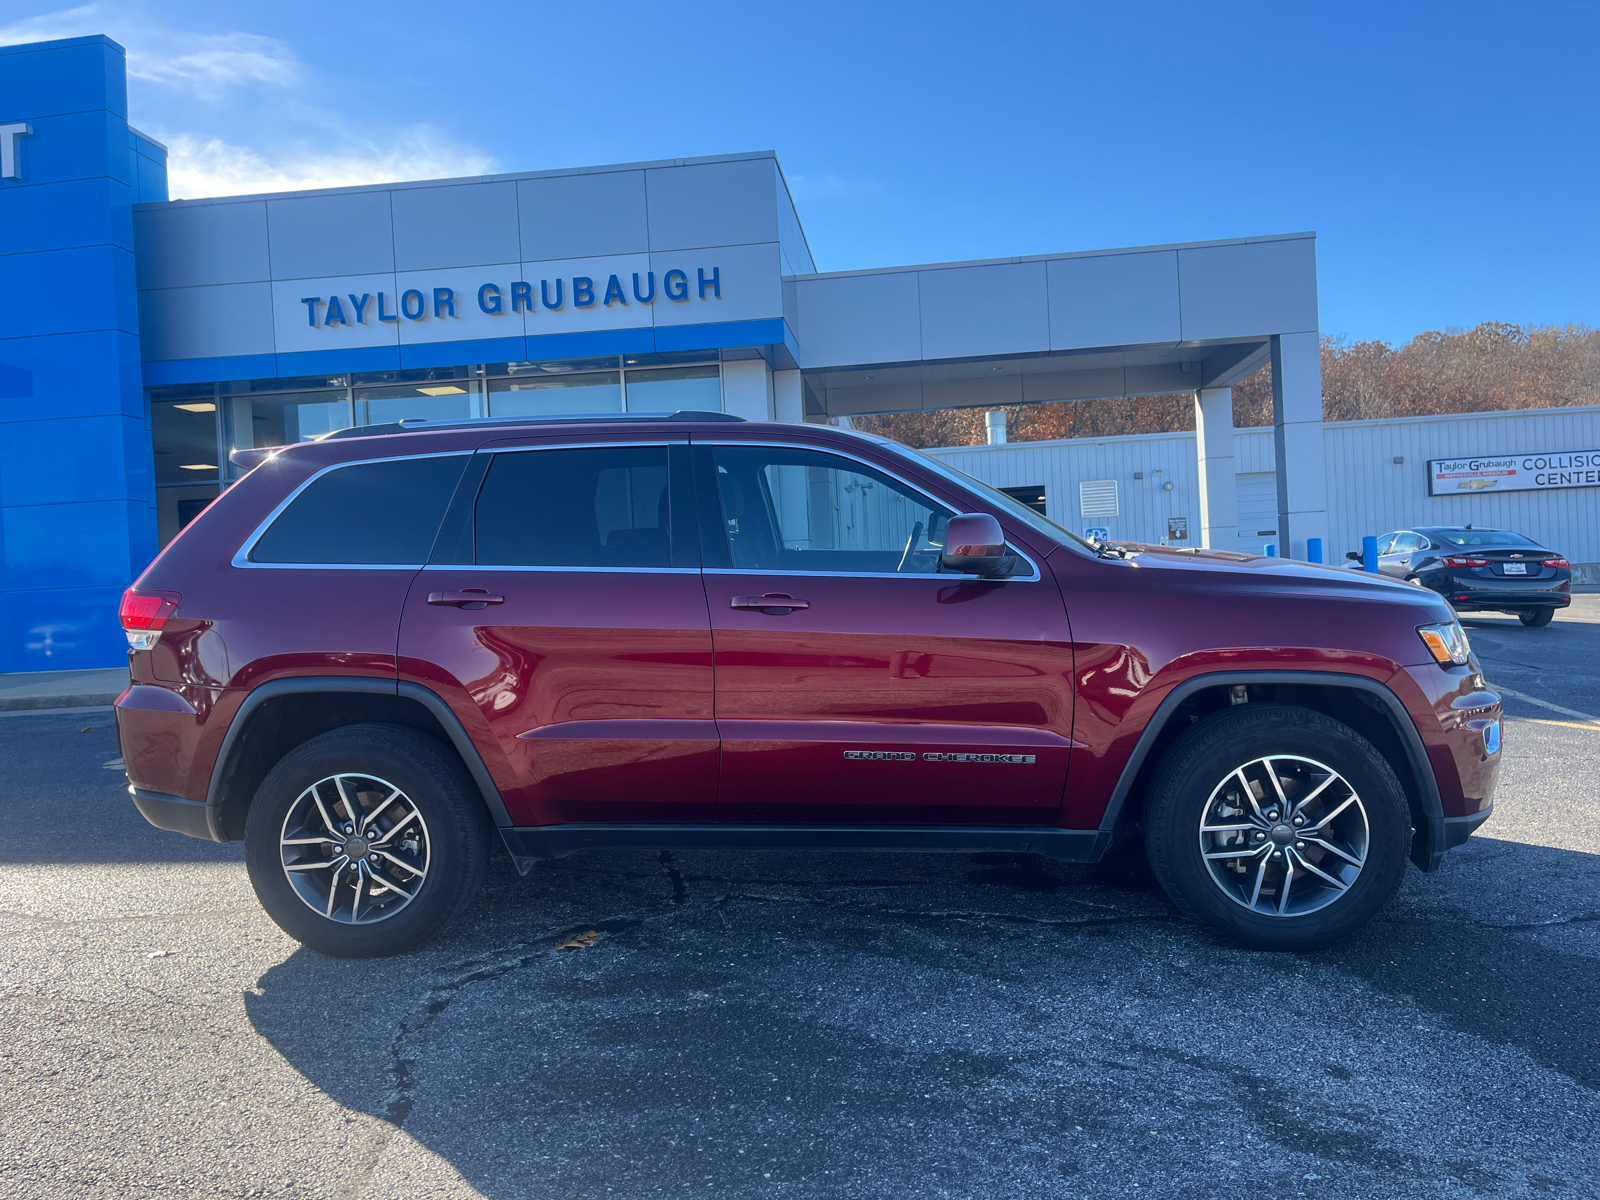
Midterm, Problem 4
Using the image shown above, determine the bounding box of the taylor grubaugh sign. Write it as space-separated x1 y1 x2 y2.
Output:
1428 450 1600 496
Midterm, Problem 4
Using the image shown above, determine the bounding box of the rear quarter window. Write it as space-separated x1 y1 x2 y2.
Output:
247 455 468 565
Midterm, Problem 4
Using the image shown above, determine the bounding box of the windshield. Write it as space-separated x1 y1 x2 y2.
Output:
869 438 1098 555
1431 529 1539 547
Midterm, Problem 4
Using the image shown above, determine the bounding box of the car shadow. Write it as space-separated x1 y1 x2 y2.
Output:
244 836 1599 1197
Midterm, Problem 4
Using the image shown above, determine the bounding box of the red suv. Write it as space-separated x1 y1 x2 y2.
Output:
115 412 1502 957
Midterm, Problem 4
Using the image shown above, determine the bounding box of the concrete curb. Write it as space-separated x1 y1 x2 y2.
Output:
0 692 125 713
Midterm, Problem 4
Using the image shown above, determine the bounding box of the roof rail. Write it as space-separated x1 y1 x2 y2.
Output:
318 409 742 441
227 410 745 469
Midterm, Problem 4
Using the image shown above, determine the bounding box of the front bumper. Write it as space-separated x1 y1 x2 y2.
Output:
1442 803 1494 850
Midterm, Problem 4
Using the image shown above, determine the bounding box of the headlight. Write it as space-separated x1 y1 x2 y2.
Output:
1418 620 1471 666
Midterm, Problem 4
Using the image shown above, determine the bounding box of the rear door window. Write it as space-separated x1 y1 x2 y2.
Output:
473 445 686 568
247 454 468 565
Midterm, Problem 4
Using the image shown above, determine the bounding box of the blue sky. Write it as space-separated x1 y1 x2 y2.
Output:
5 1 1596 345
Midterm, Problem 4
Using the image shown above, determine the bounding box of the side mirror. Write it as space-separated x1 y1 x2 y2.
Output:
941 513 1016 578
1345 550 1361 561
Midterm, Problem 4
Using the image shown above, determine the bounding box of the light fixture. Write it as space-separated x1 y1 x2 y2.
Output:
179 463 216 471
173 402 216 413
417 385 467 396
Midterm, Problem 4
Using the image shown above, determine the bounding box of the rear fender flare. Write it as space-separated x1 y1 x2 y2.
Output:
203 676 512 841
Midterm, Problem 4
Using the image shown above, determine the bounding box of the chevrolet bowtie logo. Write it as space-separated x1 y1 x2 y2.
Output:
0 123 32 180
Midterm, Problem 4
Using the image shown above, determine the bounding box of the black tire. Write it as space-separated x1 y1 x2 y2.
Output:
244 723 492 957
1143 703 1410 951
1518 608 1554 628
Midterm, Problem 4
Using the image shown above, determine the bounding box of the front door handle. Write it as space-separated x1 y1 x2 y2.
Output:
731 593 809 614
428 589 505 610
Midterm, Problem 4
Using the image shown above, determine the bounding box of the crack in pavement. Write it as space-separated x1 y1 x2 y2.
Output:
708 888 1172 931
1477 910 1600 931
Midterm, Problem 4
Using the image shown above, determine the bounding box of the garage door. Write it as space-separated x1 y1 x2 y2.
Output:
1236 472 1278 554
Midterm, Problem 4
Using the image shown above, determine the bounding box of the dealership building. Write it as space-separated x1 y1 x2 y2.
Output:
1 33 1594 674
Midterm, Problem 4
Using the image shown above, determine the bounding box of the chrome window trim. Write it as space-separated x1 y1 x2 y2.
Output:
235 439 688 571
702 566 1041 582
421 564 700 575
694 438 1043 583
231 450 475 570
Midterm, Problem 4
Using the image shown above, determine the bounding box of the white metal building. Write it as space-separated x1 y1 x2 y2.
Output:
926 404 1600 572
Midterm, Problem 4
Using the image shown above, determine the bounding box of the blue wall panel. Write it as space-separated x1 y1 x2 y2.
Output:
0 414 151 507
0 37 125 120
275 345 401 377
1 583 129 672
0 36 159 672
141 353 277 388
0 331 144 423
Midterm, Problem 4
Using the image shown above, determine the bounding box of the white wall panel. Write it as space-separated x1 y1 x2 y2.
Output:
516 255 653 335
1178 237 1318 340
393 264 529 345
137 282 275 361
265 192 395 280
1047 251 1180 350
518 171 648 261
645 159 777 251
270 274 399 354
133 201 269 290
648 242 782 328
925 405 1600 563
918 261 1049 360
792 272 922 368
391 182 520 271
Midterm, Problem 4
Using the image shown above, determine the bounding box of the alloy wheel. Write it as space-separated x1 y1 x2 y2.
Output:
278 773 430 924
1196 755 1369 917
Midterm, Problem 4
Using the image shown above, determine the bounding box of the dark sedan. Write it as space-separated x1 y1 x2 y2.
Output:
1350 526 1572 626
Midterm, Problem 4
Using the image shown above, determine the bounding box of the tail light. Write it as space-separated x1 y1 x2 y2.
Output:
119 588 181 650
1543 557 1570 569
1441 555 1487 568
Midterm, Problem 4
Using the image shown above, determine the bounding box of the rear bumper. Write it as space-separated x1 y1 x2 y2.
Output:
1418 573 1572 610
129 786 221 842
1450 594 1571 611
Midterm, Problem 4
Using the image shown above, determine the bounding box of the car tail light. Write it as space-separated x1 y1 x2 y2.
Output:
1440 555 1487 568
119 588 181 649
1543 557 1570 569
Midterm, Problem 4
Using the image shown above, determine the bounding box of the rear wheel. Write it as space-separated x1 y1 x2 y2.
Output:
1143 704 1410 950
244 724 491 957
1518 608 1554 628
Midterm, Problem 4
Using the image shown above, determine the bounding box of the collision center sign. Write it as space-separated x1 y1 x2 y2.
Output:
1428 449 1600 496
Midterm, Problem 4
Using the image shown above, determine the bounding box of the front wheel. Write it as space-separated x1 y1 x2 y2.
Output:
1518 608 1554 628
244 724 492 957
1143 704 1411 950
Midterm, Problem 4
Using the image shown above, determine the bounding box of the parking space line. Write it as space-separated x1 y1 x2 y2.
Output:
1492 685 1600 725
1513 717 1600 732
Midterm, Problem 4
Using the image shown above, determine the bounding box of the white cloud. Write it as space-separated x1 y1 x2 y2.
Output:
0 4 298 99
0 5 497 198
161 131 496 199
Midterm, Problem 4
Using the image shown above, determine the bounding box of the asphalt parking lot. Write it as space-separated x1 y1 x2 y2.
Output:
2 598 1598 1200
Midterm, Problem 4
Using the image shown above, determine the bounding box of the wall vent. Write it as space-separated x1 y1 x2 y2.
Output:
1079 479 1119 518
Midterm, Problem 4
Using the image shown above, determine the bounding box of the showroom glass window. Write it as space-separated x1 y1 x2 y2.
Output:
487 359 622 417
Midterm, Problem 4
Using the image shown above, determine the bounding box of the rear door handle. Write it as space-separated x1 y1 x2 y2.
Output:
428 589 505 610
731 593 809 613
